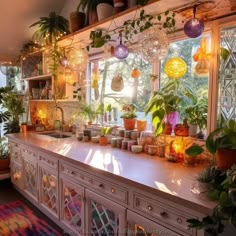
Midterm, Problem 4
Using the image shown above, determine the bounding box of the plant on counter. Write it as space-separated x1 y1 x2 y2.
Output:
185 119 236 171
79 102 97 124
120 103 137 119
145 79 195 136
187 165 236 236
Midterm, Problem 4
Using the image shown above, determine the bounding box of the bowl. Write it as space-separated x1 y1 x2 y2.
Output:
131 145 143 153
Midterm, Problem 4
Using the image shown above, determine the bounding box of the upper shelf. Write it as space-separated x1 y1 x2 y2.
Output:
58 0 235 55
23 74 52 81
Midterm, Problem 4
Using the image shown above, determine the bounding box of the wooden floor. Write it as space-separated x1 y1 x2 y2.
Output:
0 178 66 235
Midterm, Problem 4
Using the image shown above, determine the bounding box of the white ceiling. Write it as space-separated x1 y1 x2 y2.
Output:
0 0 66 62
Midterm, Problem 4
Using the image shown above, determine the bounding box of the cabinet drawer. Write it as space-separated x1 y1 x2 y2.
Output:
38 152 58 171
133 192 193 235
61 163 128 204
10 142 22 164
21 146 38 162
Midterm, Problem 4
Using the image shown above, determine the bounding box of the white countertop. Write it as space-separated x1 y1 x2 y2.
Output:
7 132 216 214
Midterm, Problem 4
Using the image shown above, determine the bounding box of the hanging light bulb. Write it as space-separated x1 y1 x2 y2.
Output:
114 32 129 59
184 5 204 38
164 57 187 79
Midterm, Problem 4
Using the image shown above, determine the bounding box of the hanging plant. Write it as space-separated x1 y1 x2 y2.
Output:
131 68 141 78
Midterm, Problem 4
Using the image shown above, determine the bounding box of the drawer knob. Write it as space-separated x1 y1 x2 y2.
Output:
111 188 116 193
160 211 168 218
147 205 153 211
176 217 182 224
99 184 104 189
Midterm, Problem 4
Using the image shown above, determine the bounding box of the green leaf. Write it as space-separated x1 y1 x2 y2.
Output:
157 15 161 21
185 145 204 157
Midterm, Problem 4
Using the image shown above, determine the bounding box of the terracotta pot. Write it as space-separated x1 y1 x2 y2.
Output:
123 118 136 130
127 0 137 8
0 157 10 171
99 136 108 146
216 148 236 170
137 120 146 132
88 9 98 25
164 122 172 135
21 124 27 135
70 12 86 32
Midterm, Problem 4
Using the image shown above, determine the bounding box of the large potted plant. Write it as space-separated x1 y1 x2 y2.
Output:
186 119 236 171
120 103 137 130
145 79 195 136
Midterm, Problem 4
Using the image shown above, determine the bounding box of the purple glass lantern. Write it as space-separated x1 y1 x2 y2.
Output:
114 32 129 59
184 5 204 38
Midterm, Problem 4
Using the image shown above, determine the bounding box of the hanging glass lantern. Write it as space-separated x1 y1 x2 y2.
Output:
138 26 169 62
164 57 187 79
68 47 88 71
114 32 129 59
184 5 204 38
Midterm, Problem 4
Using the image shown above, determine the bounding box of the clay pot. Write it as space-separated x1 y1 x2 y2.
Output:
216 148 236 170
70 12 86 32
137 120 146 132
123 118 136 130
99 136 108 146
164 122 172 135
0 157 10 171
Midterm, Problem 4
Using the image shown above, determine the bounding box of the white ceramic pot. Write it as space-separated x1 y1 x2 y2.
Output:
97 3 114 21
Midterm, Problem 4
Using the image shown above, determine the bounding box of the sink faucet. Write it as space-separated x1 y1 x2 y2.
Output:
56 106 64 132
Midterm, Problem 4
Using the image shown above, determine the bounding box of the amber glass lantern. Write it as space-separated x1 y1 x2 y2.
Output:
164 57 187 79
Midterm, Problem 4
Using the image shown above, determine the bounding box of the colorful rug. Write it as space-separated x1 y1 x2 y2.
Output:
0 200 62 236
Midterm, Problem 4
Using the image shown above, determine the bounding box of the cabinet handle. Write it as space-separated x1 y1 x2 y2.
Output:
160 211 168 218
176 217 182 224
99 184 104 189
147 205 153 211
111 188 116 193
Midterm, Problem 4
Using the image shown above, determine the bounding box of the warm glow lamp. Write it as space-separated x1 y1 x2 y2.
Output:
114 32 129 59
164 57 187 79
68 47 88 71
184 5 204 38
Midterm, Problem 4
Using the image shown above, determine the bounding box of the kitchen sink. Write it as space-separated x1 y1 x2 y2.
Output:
39 132 71 139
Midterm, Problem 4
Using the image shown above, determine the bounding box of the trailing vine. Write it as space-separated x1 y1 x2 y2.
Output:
88 9 176 50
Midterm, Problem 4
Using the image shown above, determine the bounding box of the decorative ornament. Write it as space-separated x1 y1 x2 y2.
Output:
111 75 124 92
164 57 187 79
131 68 141 78
114 32 129 59
68 47 88 71
184 5 204 38
64 67 75 85
138 26 169 62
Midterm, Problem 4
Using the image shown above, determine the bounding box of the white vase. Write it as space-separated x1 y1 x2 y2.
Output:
97 3 114 21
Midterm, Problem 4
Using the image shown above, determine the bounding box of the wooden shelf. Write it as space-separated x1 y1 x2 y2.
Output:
24 74 52 81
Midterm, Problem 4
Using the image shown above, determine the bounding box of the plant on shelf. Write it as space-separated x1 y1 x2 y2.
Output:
30 11 70 98
99 126 112 145
145 79 195 136
187 165 236 236
185 119 236 171
185 97 208 138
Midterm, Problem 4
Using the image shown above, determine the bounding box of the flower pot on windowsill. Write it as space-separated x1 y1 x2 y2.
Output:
99 136 108 146
70 12 86 32
0 156 10 171
216 148 236 171
123 118 136 130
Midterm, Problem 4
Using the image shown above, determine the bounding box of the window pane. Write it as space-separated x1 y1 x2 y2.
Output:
90 53 152 125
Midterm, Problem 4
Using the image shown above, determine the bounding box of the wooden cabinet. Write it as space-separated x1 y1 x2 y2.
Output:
9 139 204 236
38 152 59 218
85 189 126 236
60 177 85 236
127 210 181 236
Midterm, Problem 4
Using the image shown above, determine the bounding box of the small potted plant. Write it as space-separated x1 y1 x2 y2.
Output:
185 119 236 171
99 127 112 146
120 103 137 130
79 102 97 125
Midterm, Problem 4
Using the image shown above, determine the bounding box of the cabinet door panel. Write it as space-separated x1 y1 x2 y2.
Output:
11 161 24 190
61 178 84 235
85 189 126 236
127 210 181 236
24 158 38 200
39 167 59 218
